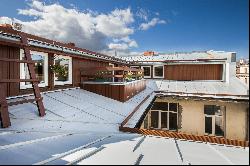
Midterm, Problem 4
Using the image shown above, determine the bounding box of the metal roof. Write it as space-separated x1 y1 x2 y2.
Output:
0 87 248 165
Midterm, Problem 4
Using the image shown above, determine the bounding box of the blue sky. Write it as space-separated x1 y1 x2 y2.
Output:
0 0 249 59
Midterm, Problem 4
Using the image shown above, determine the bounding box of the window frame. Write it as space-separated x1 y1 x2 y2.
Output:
153 65 164 78
141 66 151 78
149 102 178 131
54 55 73 86
204 105 225 137
20 50 48 89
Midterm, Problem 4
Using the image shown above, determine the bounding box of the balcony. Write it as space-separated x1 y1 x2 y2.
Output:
80 66 146 102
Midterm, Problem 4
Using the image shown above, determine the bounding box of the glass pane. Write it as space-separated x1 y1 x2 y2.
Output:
151 102 168 111
215 117 224 136
54 57 69 81
143 115 149 129
169 112 177 130
169 103 178 112
143 67 150 77
204 105 216 115
205 116 212 134
215 106 223 116
154 66 163 77
23 54 45 85
150 111 159 128
161 112 168 128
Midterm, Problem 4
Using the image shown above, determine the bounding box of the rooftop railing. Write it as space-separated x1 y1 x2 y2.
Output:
80 66 144 83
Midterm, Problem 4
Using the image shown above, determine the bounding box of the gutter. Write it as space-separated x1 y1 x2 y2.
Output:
0 31 128 65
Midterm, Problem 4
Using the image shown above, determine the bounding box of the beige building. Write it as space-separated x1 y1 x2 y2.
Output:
122 51 249 142
140 96 249 141
236 59 249 85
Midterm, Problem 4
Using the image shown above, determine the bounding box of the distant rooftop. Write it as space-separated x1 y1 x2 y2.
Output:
121 50 235 63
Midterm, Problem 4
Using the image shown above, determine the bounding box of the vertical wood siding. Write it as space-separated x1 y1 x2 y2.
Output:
164 64 223 80
0 45 20 97
72 58 110 87
82 80 146 102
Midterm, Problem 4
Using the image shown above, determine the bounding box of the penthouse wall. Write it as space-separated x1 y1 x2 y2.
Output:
0 44 115 97
0 45 20 97
164 64 223 81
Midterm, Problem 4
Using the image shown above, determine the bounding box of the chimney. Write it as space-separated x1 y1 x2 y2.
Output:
67 42 75 47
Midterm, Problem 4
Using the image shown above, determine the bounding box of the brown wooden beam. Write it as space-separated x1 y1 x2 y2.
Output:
0 79 39 83
0 84 11 128
0 58 35 63
48 53 54 90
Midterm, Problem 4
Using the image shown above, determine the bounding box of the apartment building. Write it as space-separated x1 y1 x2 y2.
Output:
0 24 249 143
122 51 249 141
236 58 249 85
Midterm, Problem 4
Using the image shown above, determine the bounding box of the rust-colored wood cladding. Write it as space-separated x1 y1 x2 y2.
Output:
73 58 110 87
164 64 223 80
82 80 146 102
0 45 20 97
119 126 249 147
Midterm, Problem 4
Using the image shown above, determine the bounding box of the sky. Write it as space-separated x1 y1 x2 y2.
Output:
0 0 249 59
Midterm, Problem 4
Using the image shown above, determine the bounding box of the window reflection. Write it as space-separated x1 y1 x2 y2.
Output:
54 57 70 82
154 66 163 77
22 54 45 85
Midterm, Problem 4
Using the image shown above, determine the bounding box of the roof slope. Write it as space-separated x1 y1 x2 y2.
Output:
0 84 248 164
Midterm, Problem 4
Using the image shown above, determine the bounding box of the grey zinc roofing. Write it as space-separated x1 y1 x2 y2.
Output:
153 77 249 96
0 86 248 165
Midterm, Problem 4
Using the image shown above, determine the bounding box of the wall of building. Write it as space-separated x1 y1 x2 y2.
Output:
72 57 110 87
225 102 248 140
236 64 249 85
0 45 114 97
144 97 249 141
164 64 223 81
0 45 20 97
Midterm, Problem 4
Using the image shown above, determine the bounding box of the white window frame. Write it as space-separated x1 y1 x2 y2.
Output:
205 115 224 136
141 66 151 78
20 50 48 89
153 65 164 78
204 106 224 137
54 55 73 86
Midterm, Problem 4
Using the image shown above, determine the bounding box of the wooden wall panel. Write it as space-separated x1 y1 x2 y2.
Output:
0 45 20 97
164 64 223 81
82 80 146 102
72 58 110 87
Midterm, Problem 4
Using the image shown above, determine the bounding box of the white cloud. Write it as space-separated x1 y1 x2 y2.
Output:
0 16 12 24
0 0 167 56
139 17 166 30
136 8 148 21
108 43 129 50
6 0 135 52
